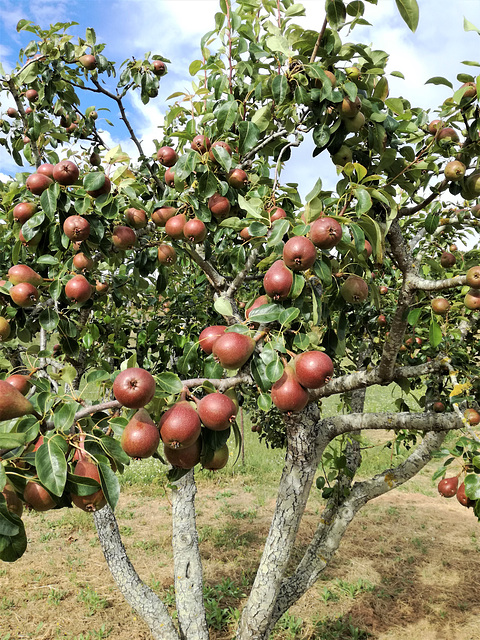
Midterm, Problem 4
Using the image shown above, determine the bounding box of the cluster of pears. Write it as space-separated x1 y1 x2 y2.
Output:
0 374 108 513
198 324 334 413
113 367 235 471
153 135 250 264
438 476 475 510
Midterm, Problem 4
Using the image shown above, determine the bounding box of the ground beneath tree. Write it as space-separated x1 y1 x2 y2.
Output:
1 478 479 640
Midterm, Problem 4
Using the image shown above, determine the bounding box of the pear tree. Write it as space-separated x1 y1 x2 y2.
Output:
1 1 480 638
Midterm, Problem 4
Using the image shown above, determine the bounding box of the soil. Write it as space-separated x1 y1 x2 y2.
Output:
1 478 479 640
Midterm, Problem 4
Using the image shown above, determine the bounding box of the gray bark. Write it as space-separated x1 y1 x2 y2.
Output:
171 470 209 640
93 505 180 640
236 403 329 640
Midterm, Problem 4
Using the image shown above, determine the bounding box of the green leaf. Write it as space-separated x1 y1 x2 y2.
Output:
272 74 289 105
424 212 439 234
464 18 480 34
285 3 306 16
355 188 372 215
313 124 330 148
36 255 59 265
394 0 419 32
99 436 131 466
21 211 45 241
279 307 300 327
305 178 323 203
86 369 110 384
425 76 453 89
83 172 106 191
257 393 272 411
98 462 120 510
251 105 272 132
429 318 443 348
39 308 59 331
211 145 232 172
248 303 282 323
350 223 366 253
267 219 290 246
0 508 27 562
0 433 28 449
464 474 480 499
290 273 305 299
0 507 21 537
266 35 290 56
266 358 284 383
40 183 59 218
173 150 198 180
237 121 260 154
53 402 80 433
35 441 67 497
214 297 233 317
407 308 422 325
189 59 203 76
66 472 101 497
326 0 347 28
157 372 183 395
215 101 238 132
237 195 263 219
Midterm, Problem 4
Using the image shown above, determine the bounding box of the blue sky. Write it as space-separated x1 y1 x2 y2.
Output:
0 0 479 196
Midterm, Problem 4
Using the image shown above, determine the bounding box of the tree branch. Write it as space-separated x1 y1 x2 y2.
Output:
328 410 461 435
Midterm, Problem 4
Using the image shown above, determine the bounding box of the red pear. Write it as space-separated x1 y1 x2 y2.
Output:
282 236 317 271
159 401 201 450
24 481 55 511
53 160 79 185
341 276 368 304
13 202 37 224
0 379 35 420
271 365 309 412
121 409 160 458
8 264 42 287
65 275 91 304
294 351 334 389
263 260 293 301
203 444 229 470
164 439 201 469
63 215 90 242
212 332 256 369
5 374 31 395
157 244 177 265
310 217 342 249
198 325 227 354
183 218 207 243
157 146 178 167
113 367 156 409
165 214 186 239
26 172 53 195
151 206 176 227
438 477 458 498
71 460 107 512
112 225 136 249
10 282 39 307
197 392 237 431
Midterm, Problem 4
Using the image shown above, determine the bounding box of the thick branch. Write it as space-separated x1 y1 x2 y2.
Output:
407 273 467 291
171 470 208 640
93 505 180 640
272 430 445 620
328 410 462 435
397 179 448 218
7 77 42 167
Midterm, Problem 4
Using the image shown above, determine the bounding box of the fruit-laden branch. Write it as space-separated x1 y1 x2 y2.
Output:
171 470 209 640
184 245 226 293
236 403 331 640
407 273 467 291
6 77 42 168
93 505 180 640
270 430 446 624
328 410 462 435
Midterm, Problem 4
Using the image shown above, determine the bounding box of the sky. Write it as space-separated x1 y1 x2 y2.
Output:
0 0 479 198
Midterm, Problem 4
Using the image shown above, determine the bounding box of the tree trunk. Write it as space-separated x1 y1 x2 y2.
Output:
171 469 209 640
93 505 180 640
236 403 329 640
